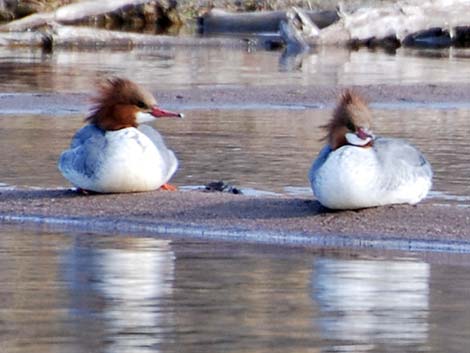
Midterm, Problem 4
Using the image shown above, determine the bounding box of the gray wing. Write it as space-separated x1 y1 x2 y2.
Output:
59 125 106 179
374 137 433 185
139 124 178 180
308 145 332 184
70 124 105 149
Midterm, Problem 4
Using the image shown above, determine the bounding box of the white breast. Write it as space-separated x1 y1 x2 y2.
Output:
311 146 381 209
59 126 178 193
309 138 432 209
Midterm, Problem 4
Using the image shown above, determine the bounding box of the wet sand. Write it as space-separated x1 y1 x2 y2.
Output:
2 83 470 113
0 188 469 252
2 83 470 251
156 83 470 107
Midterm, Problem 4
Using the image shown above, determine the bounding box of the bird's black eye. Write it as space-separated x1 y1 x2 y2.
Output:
346 120 355 131
136 100 147 109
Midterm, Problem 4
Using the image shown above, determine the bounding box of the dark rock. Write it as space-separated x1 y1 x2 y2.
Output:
204 181 243 195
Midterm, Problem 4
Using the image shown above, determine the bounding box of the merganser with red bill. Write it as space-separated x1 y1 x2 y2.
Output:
58 77 183 193
308 90 432 210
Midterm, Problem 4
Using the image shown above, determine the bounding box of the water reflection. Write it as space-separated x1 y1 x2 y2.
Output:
3 46 470 93
313 258 430 350
64 238 175 353
3 226 470 352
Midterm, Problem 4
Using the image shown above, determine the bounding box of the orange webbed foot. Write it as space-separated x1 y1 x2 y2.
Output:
159 183 177 191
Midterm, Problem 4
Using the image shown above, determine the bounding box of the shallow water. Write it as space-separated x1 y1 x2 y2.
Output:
0 106 469 203
2 46 470 92
1 46 470 201
2 225 470 353
2 44 470 353
1 46 470 196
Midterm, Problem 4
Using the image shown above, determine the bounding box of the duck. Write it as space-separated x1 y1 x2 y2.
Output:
58 77 183 193
308 90 432 210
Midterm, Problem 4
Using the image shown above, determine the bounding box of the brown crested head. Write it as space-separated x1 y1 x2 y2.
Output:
86 77 182 131
324 89 374 150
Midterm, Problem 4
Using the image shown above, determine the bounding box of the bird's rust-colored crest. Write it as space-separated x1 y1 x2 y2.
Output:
86 77 156 130
322 89 372 149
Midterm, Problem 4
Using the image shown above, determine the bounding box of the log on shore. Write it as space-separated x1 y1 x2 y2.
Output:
0 12 54 32
197 8 339 34
53 25 249 48
0 0 173 32
0 24 253 49
3 0 470 50
315 0 470 48
279 7 320 51
198 1 470 49
0 30 46 47
54 0 151 24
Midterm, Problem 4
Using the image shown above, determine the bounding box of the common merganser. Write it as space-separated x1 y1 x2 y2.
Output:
58 77 183 193
308 90 432 210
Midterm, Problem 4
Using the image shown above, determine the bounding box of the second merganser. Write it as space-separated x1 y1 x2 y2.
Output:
308 90 432 210
58 77 183 193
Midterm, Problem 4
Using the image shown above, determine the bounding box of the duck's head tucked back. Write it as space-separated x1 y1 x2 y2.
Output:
325 90 374 150
86 77 183 131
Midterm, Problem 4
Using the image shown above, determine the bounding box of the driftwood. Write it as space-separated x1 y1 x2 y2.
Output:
0 30 45 46
279 7 320 51
54 0 151 24
200 1 470 50
0 24 251 49
53 25 248 48
198 8 338 34
314 0 470 48
2 0 470 50
0 12 54 32
0 0 164 32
